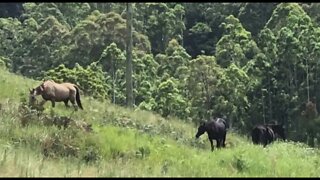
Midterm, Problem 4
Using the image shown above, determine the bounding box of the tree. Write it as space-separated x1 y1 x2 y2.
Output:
126 3 134 107
247 28 278 126
262 3 320 144
21 3 70 29
25 15 69 77
99 43 126 104
55 3 91 28
186 55 223 121
215 15 260 68
0 3 24 18
238 3 278 38
138 3 186 55
133 51 159 110
0 17 24 68
62 10 150 69
153 75 190 119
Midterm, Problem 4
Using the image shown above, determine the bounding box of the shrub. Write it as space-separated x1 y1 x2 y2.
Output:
45 62 110 100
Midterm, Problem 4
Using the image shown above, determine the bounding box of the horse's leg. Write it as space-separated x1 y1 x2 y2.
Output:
258 131 265 146
69 92 78 111
217 139 221 148
71 100 78 111
51 100 55 108
64 100 70 107
209 139 214 151
262 133 268 147
222 132 226 147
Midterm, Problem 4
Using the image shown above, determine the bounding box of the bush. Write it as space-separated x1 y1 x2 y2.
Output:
0 56 12 70
45 63 110 100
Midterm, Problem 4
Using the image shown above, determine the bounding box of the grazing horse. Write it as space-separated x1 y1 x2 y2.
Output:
251 123 285 147
195 117 228 151
29 80 83 110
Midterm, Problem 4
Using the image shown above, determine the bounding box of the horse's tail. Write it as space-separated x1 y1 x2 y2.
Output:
74 85 83 110
266 126 275 142
224 119 229 129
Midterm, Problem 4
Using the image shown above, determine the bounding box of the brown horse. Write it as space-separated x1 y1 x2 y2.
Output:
29 80 83 110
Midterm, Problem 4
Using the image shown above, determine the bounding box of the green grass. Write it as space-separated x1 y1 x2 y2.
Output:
1 67 320 177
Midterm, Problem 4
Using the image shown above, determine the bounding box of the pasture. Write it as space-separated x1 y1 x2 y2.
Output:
0 67 320 177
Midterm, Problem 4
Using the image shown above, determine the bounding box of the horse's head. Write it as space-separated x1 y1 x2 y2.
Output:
29 88 37 105
29 83 45 99
195 121 206 139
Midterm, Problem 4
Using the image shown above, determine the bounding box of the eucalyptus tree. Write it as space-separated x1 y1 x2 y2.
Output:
214 14 260 129
215 15 260 68
133 51 159 111
55 3 91 28
252 28 278 124
238 3 278 38
126 2 133 107
99 43 126 105
152 39 191 119
186 55 223 122
300 3 320 26
26 15 69 77
138 3 186 55
264 3 320 144
21 3 70 29
184 3 244 57
62 10 150 68
153 75 190 119
0 17 23 68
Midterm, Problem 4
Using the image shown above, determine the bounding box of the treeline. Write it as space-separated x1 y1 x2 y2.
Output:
1 2 320 146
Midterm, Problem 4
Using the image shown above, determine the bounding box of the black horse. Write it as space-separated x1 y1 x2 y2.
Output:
251 123 285 147
267 123 286 141
195 118 228 151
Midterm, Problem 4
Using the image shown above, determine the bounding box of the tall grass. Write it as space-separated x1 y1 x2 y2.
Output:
1 68 320 177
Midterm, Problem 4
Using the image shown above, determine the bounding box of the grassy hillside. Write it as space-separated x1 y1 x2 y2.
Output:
0 67 320 177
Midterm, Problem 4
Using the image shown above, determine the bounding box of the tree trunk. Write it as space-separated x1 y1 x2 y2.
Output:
126 3 134 107
268 72 273 121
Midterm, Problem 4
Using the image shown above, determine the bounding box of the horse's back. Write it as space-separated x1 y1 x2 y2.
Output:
51 82 76 92
61 82 76 88
207 119 227 137
215 118 228 130
252 125 275 145
43 81 76 101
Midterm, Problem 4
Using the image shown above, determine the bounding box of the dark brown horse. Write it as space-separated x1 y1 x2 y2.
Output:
267 123 286 141
251 125 275 147
29 80 83 110
195 118 228 151
251 123 285 147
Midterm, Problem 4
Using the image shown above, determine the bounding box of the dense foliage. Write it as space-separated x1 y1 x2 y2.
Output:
2 2 320 146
